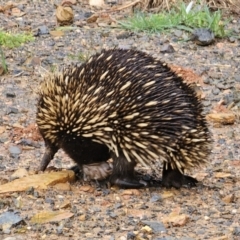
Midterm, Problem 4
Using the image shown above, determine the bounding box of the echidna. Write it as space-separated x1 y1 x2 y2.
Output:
36 49 211 188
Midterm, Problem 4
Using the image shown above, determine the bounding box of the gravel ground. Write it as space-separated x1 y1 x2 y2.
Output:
0 1 240 240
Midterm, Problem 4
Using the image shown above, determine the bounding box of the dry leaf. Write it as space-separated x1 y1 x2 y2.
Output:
222 194 234 203
56 5 74 26
214 172 232 178
162 191 174 199
59 200 71 209
121 189 140 196
86 14 99 23
31 210 74 224
78 185 95 193
53 182 71 191
0 65 5 76
50 30 65 37
206 113 235 125
0 170 75 194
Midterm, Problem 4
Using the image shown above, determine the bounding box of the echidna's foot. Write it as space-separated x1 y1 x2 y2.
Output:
182 175 198 186
70 164 81 173
162 162 197 189
110 152 146 188
110 176 147 189
69 164 83 179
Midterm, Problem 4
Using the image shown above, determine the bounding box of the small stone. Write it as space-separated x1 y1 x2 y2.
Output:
203 78 210 84
150 194 162 203
6 107 18 114
125 232 135 239
204 216 210 220
235 75 240 82
141 221 166 233
6 92 16 98
174 29 183 37
212 88 220 95
228 36 236 43
38 25 49 35
233 227 240 236
79 214 86 221
160 43 175 53
45 198 54 204
8 146 22 158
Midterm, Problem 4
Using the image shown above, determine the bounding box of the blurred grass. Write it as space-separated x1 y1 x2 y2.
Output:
0 30 34 48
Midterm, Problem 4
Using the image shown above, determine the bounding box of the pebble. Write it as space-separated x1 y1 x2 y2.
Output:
141 221 166 233
212 88 220 95
45 198 55 204
6 92 16 98
160 43 175 53
6 107 18 114
150 194 162 203
8 146 22 158
203 78 210 84
235 75 240 82
174 29 183 37
38 25 49 35
233 227 240 236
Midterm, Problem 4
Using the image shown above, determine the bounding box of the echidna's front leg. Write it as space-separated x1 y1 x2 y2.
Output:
110 152 146 188
39 143 58 171
162 162 198 188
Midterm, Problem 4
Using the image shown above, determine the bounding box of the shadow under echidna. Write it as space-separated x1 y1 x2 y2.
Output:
36 49 212 189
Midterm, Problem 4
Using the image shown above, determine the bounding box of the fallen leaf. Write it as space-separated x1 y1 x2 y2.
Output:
78 185 95 193
169 64 204 86
53 182 71 191
206 113 235 125
50 30 64 37
121 189 141 196
214 172 232 178
86 14 99 23
30 210 74 224
56 5 74 26
0 65 5 75
192 172 208 181
0 170 75 194
59 200 71 209
222 194 234 203
162 191 174 199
